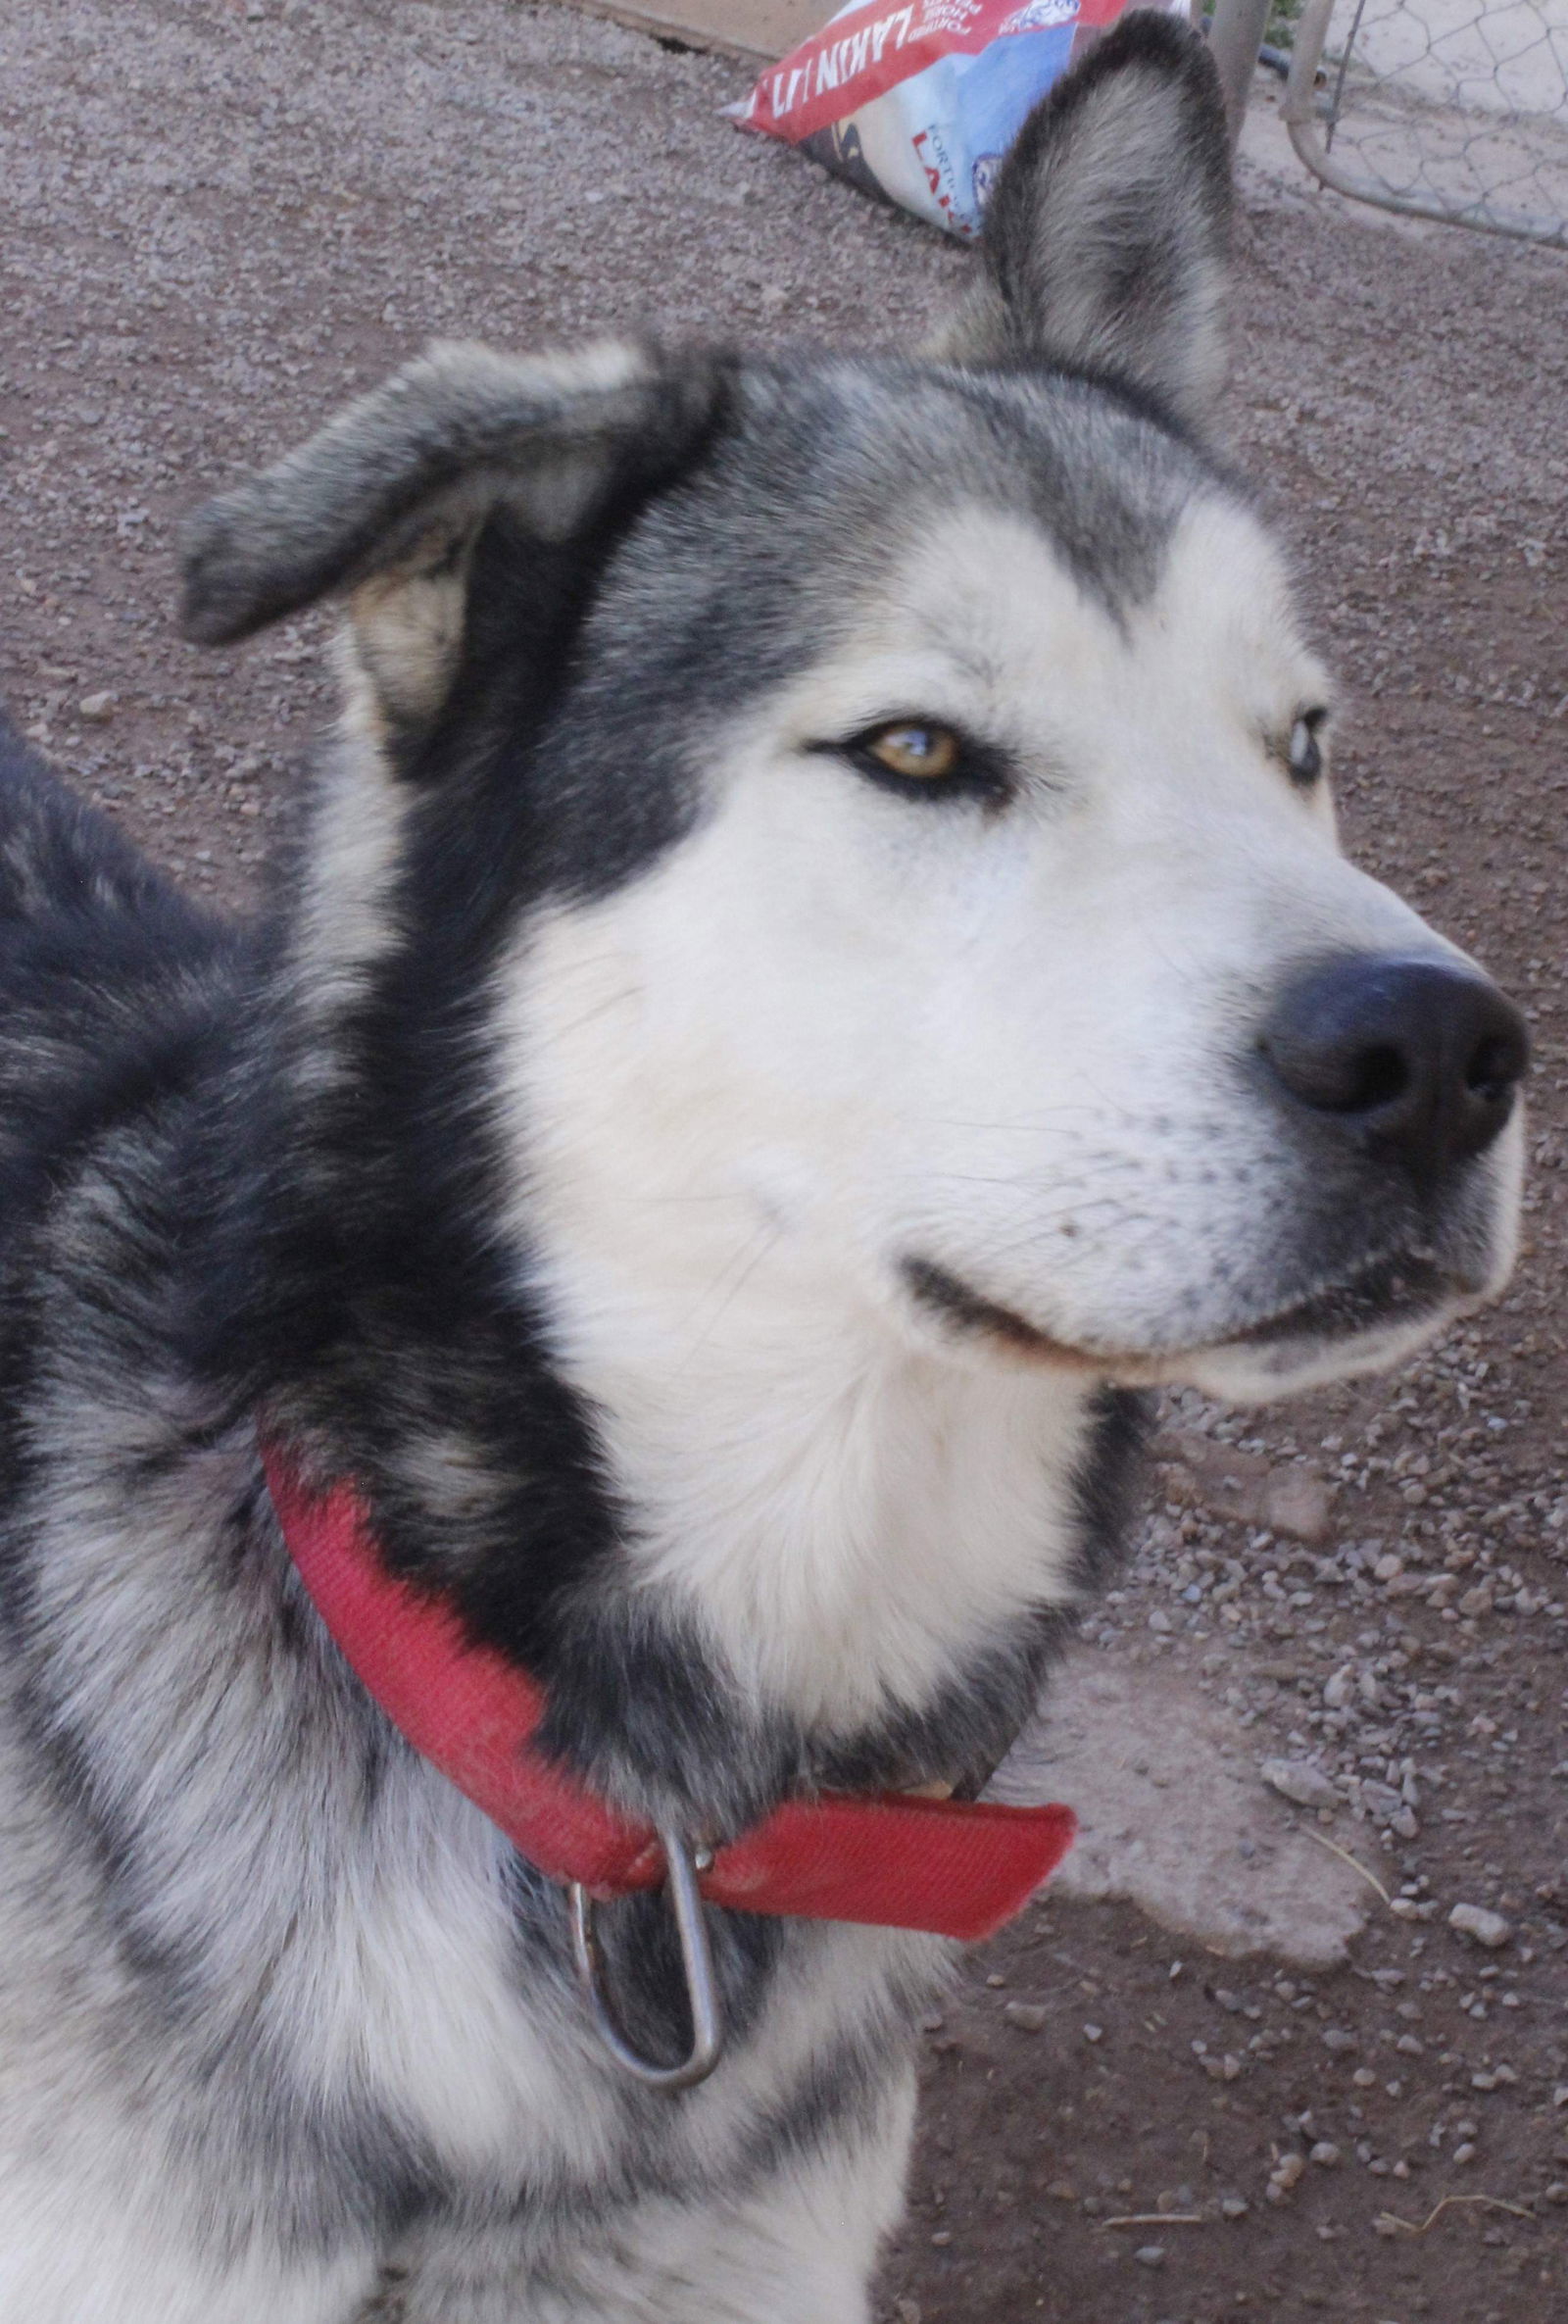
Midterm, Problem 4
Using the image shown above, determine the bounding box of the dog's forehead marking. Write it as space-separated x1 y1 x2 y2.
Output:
708 359 1201 618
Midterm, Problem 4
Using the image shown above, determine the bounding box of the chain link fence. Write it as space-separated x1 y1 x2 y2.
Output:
1278 0 1568 244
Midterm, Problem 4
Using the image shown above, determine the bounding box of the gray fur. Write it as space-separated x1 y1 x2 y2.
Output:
179 340 727 650
937 11 1233 426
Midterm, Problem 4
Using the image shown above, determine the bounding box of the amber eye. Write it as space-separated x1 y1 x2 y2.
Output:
826 717 1010 806
861 722 963 781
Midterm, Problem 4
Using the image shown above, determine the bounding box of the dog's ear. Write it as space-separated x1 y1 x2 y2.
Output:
936 12 1231 428
179 341 725 725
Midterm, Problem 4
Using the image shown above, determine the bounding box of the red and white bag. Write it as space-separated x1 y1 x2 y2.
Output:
737 1 1189 239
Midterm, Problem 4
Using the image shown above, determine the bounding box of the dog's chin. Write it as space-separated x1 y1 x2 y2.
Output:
903 1246 1504 1402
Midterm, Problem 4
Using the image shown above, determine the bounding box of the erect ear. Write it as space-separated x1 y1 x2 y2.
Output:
936 12 1232 430
178 340 726 726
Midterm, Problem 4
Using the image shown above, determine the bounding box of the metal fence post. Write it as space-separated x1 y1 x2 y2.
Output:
1206 0 1274 145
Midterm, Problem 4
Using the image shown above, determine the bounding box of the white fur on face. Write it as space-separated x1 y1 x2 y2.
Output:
492 494 1519 1723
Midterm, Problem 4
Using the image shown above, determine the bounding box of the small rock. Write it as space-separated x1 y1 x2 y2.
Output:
1134 2246 1166 2267
1264 1467 1331 1543
1159 1436 1271 1522
1083 2021 1104 2044
895 2302 922 2324
1449 1904 1511 1949
1148 1608 1173 1633
1220 2196 1250 2219
77 690 116 723
1003 2001 1048 2033
1452 2142 1477 2165
1267 2152 1306 2198
1359 1780 1402 1823
1323 1665 1355 1709
1262 1758 1339 1811
1309 2142 1342 2167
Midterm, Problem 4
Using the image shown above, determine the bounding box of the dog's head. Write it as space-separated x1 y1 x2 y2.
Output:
183 14 1525 1409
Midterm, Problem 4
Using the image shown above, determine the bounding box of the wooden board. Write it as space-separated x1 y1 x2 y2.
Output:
561 1 826 66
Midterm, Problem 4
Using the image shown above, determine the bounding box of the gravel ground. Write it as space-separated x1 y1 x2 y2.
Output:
2 5 1566 2320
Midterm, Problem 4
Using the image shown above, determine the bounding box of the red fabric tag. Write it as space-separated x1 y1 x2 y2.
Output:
266 1446 1075 1942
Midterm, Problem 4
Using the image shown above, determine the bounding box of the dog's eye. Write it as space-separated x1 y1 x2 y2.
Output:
831 718 1010 806
1288 711 1328 790
859 722 963 781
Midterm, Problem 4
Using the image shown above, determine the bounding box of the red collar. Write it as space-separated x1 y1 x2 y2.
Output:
264 1444 1075 1944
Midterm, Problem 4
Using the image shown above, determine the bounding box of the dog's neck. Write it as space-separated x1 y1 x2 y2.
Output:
520 1204 1103 1740
241 1083 1125 1821
480 895 1133 1754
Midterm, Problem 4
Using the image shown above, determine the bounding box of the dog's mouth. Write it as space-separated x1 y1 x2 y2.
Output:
903 1246 1467 1379
1225 1249 1457 1351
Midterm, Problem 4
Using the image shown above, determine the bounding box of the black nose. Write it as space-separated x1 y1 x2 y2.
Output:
1260 956 1528 1184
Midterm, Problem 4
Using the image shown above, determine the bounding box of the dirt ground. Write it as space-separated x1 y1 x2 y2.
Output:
2 4 1566 2319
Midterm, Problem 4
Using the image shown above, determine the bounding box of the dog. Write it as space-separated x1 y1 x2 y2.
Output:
0 18 1528 2321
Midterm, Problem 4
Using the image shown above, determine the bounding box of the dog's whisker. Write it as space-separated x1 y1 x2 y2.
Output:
666 1224 788 1373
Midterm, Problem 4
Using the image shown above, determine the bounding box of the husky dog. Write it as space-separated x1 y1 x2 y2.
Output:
0 18 1527 2323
